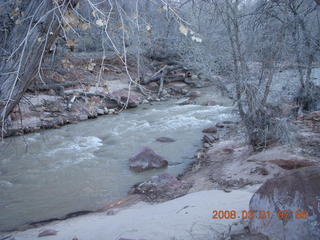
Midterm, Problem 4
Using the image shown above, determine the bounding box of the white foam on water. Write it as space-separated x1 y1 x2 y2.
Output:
0 180 13 188
110 105 235 135
45 136 103 168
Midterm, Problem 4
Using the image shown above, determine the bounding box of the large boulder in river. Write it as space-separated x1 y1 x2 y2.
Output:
129 147 168 172
131 173 191 201
249 166 320 240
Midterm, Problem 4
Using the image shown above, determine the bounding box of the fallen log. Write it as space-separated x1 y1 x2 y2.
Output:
143 65 182 84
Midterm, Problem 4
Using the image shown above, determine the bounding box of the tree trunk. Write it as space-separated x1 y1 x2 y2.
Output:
0 0 78 135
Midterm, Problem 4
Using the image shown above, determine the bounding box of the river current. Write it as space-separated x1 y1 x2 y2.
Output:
0 86 234 231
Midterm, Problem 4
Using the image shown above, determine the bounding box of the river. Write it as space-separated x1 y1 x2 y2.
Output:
0 86 234 231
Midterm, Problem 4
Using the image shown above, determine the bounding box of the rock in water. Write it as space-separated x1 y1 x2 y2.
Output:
187 91 201 99
249 166 320 240
204 101 218 106
129 147 168 172
156 137 176 143
38 229 58 237
202 127 217 134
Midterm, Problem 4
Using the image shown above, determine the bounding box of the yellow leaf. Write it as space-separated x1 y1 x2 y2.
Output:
117 24 127 32
64 10 80 26
159 5 168 12
179 24 188 36
80 22 90 30
66 39 75 47
11 7 20 17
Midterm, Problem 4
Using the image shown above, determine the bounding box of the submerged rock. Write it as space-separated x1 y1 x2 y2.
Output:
215 122 225 128
156 137 176 143
187 90 201 99
177 98 195 105
203 101 218 106
215 121 238 129
129 147 168 172
249 166 320 240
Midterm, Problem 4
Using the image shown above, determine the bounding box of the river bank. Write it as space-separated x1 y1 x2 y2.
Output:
5 189 255 240
2 108 319 239
1 56 320 239
0 75 236 233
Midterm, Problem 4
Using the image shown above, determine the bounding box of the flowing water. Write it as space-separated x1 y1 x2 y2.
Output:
0 86 234 231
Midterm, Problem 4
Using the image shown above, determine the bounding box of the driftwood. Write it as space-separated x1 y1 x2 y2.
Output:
65 90 124 108
143 65 182 84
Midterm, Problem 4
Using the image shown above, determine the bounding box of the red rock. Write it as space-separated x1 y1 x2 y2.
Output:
202 127 217 134
249 166 320 240
223 148 234 153
204 101 218 106
270 159 316 170
132 173 191 201
129 147 168 172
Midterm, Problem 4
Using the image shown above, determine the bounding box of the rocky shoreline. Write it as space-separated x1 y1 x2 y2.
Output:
3 100 320 228
2 110 320 239
2 53 320 238
1 52 196 138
